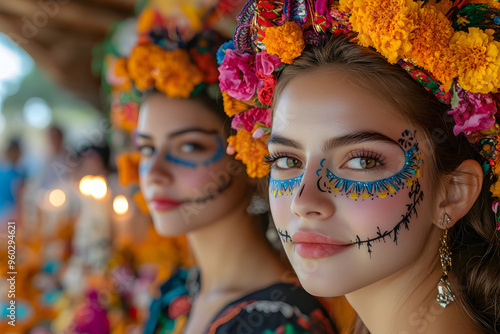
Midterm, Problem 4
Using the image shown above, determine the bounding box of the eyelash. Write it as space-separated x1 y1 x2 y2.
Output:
264 152 301 169
344 150 385 168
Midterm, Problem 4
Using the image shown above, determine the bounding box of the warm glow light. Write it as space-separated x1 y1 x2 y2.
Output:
113 195 129 215
49 189 66 207
90 176 107 199
79 176 93 196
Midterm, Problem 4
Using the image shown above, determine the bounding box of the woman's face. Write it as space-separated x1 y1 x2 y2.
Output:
268 68 437 297
137 93 249 236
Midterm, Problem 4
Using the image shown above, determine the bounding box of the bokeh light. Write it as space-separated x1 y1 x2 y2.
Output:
113 195 129 215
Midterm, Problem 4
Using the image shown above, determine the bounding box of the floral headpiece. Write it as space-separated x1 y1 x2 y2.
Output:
217 0 500 228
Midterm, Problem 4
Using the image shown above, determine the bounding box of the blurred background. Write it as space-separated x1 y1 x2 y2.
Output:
0 1 244 333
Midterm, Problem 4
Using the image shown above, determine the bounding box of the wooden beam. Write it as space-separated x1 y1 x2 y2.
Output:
0 0 133 36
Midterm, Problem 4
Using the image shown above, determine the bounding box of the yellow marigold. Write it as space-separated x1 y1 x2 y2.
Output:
346 0 418 63
152 49 203 98
133 191 149 214
451 28 500 94
408 6 457 90
262 21 305 64
137 8 155 33
128 43 163 91
117 152 140 186
222 91 252 117
422 0 453 15
469 0 500 10
490 179 500 198
227 129 270 178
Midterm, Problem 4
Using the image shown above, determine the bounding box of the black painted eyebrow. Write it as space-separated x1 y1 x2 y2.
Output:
322 131 399 152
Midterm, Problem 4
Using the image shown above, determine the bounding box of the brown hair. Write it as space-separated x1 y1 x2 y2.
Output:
273 34 500 333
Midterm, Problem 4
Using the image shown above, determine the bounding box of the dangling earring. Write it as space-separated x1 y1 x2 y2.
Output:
437 214 455 308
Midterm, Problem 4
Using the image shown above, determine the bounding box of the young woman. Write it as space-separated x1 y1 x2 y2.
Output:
219 1 500 333
109 4 337 334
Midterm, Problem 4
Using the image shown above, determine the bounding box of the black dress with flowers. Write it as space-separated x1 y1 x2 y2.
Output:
144 268 337 334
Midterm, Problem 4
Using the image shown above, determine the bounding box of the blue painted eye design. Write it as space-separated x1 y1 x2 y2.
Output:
317 130 422 200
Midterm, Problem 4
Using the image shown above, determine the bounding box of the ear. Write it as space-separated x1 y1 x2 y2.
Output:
434 159 483 229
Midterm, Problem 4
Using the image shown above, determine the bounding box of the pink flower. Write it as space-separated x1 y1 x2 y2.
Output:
492 200 500 214
252 127 265 138
218 49 260 101
448 87 497 135
231 108 272 132
255 50 282 79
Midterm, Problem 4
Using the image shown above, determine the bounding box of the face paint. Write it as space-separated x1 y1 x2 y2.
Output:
165 136 225 169
180 175 232 205
269 173 304 197
277 228 293 243
316 130 422 200
351 178 424 257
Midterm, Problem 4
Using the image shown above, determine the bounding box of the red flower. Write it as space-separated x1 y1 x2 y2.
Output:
258 77 276 106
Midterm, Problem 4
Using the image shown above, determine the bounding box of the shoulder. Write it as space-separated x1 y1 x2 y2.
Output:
207 283 337 334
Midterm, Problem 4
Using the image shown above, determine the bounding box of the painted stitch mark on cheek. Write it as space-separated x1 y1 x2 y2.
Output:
351 178 425 258
316 130 423 201
277 228 293 243
269 173 304 197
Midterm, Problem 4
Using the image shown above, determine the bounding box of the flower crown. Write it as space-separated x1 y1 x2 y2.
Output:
217 0 500 227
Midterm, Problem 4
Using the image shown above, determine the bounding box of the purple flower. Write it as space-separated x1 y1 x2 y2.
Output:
448 87 497 135
255 50 282 78
231 108 271 132
218 49 260 101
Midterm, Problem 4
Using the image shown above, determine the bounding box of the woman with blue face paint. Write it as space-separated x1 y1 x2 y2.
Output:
107 3 337 334
218 0 500 333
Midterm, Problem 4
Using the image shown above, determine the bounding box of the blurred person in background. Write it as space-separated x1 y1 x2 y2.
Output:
0 137 27 223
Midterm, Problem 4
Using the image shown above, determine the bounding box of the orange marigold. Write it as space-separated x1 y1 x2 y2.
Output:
128 43 162 91
227 129 270 178
137 8 155 33
408 6 457 90
451 28 500 93
262 21 305 64
345 0 418 63
133 191 149 214
222 91 252 117
152 49 203 98
116 152 140 186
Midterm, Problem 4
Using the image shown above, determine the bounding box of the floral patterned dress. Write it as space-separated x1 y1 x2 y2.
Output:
144 268 337 334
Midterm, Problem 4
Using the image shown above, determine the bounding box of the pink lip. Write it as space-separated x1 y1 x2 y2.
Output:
292 231 351 259
150 197 182 211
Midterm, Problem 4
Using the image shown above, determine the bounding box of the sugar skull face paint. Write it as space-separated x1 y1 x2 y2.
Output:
268 68 436 297
136 93 251 237
316 129 422 200
269 173 304 197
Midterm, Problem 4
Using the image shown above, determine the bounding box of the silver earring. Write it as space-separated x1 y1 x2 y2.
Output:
246 195 269 215
437 214 455 308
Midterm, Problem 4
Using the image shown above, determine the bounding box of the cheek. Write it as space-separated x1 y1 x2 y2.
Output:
337 192 411 236
269 195 293 229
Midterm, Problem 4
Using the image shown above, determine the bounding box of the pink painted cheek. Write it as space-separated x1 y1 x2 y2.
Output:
269 195 294 230
334 189 413 238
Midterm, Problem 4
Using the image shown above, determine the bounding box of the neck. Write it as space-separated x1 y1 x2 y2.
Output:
187 200 288 294
346 228 480 334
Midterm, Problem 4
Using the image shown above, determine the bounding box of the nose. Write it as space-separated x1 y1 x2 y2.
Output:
141 153 173 186
290 166 335 221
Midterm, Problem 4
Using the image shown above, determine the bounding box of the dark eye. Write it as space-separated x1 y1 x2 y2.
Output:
138 146 155 157
276 157 303 169
345 157 380 170
180 143 203 153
